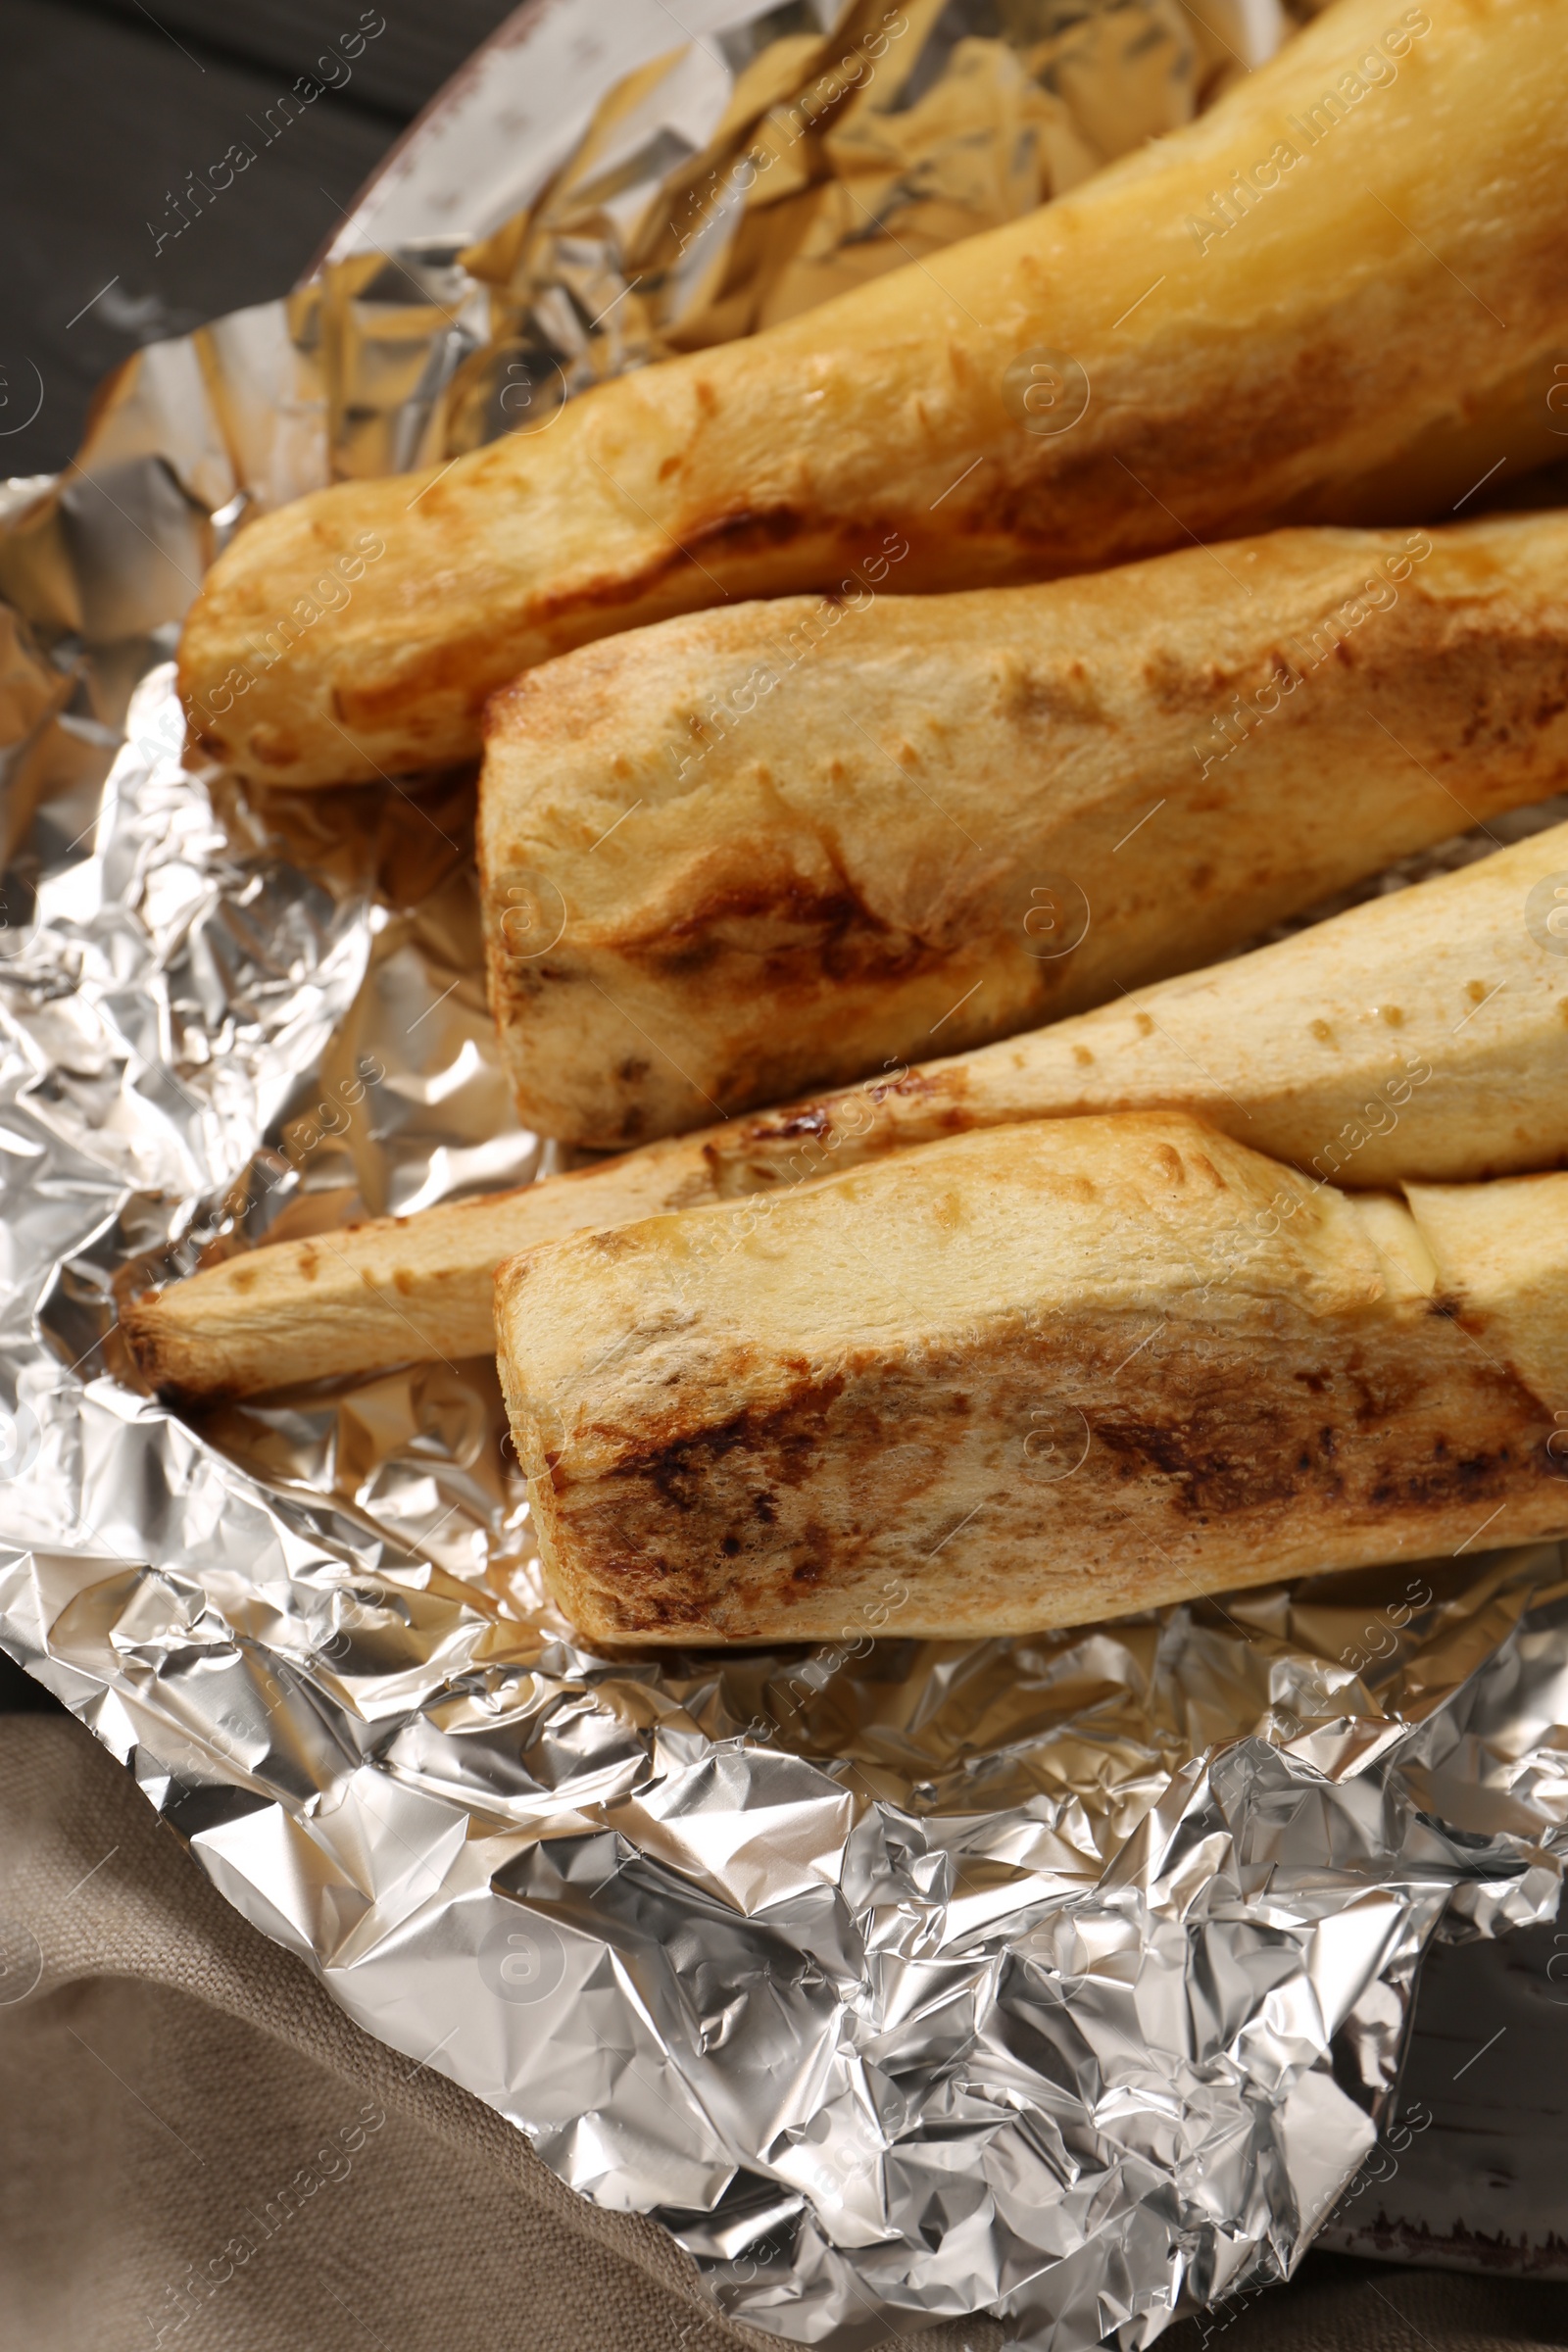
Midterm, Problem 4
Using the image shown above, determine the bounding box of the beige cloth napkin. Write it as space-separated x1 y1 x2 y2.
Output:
1 1714 1561 2352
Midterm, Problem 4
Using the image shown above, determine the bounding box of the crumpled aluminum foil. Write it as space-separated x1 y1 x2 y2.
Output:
5 3 1568 2347
448 0 1277 435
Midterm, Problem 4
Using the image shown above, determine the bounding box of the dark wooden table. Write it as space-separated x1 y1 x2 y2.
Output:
0 0 520 479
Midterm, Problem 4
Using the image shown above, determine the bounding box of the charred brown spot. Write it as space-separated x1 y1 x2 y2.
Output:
771 1107 830 1139
624 1376 850 1517
615 872 949 998
1097 1409 1305 1516
1093 1338 1546 1524
1368 1444 1518 1508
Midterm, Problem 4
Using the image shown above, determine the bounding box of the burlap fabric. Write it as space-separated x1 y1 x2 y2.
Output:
1 1715 1563 2352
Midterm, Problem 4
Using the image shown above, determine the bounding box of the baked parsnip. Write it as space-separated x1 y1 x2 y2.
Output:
480 514 1568 1143
495 1116 1568 1645
180 0 1568 787
123 815 1568 1397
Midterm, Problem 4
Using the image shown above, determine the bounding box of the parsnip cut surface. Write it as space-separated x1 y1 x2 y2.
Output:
496 1115 1568 1644
479 514 1568 1142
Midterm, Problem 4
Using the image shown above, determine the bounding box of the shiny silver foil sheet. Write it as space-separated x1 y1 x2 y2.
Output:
4 3 1568 2346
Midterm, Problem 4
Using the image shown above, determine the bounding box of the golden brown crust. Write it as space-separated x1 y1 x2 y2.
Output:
494 1115 1568 1644
177 0 1568 788
478 514 1568 1143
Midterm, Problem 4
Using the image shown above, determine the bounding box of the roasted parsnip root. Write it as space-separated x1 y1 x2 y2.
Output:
122 816 1568 1397
120 1149 706 1402
495 1116 1568 1645
480 514 1568 1143
179 0 1568 787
